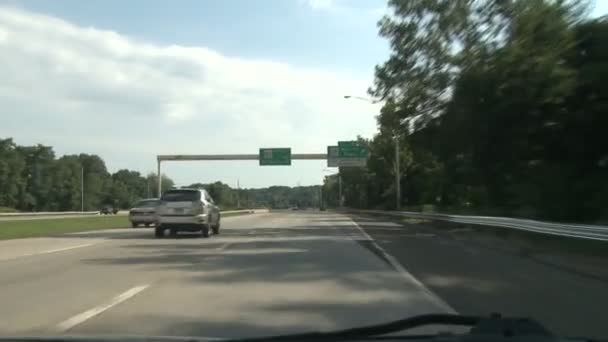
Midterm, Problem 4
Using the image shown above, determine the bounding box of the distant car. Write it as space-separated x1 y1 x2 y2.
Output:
129 198 160 228
155 188 220 238
100 205 118 215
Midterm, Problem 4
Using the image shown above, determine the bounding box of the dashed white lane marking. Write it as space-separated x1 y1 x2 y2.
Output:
57 284 150 331
216 243 232 251
0 243 99 262
349 218 457 314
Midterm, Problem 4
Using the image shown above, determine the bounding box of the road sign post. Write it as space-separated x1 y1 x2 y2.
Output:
259 148 292 166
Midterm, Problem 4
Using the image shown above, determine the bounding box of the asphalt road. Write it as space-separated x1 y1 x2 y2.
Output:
351 215 608 339
1 211 605 339
0 211 454 339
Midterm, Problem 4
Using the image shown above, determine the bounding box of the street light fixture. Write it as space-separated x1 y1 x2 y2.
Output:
343 95 401 210
343 95 381 104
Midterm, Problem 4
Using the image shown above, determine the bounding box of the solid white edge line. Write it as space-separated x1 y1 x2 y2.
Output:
57 284 150 332
349 217 457 314
0 243 99 261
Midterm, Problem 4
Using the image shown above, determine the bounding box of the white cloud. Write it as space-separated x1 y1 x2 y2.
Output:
0 6 380 187
305 0 339 10
301 0 387 16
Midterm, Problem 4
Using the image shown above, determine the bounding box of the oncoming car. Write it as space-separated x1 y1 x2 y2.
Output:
100 204 118 215
156 188 220 238
128 198 160 228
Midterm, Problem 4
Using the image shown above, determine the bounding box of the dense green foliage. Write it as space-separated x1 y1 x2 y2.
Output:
325 0 608 222
186 182 322 210
0 138 321 211
0 138 174 211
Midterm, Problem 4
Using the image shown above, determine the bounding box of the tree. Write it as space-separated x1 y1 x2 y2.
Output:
110 170 147 208
16 144 56 211
79 154 111 210
0 139 26 209
339 0 607 222
48 155 83 211
146 173 175 198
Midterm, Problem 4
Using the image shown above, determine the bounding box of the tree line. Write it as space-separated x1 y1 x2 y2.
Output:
0 138 175 211
324 0 608 223
187 182 322 210
0 138 321 212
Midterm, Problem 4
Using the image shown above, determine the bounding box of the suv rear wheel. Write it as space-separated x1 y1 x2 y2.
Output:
154 226 164 238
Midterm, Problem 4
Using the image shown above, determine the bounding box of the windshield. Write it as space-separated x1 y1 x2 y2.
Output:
161 190 200 202
1 1 607 341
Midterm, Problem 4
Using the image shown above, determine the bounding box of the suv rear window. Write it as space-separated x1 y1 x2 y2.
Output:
135 200 160 207
161 190 201 202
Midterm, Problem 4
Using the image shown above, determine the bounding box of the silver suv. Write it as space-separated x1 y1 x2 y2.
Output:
156 188 220 238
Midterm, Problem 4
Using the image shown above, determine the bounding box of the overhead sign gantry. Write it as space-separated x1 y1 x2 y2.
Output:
156 142 368 197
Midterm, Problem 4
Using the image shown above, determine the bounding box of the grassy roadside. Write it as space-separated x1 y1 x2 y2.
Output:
390 215 608 257
460 222 608 257
0 211 259 240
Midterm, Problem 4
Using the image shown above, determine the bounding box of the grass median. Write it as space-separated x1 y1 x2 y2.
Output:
0 211 260 240
0 215 130 240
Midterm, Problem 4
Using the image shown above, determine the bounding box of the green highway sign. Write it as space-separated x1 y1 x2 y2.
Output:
259 148 291 166
337 141 368 167
327 146 339 167
338 141 368 158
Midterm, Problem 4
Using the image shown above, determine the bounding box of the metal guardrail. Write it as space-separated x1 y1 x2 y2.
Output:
348 209 608 242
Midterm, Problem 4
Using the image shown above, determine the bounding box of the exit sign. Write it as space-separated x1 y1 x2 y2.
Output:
337 141 368 167
259 148 291 166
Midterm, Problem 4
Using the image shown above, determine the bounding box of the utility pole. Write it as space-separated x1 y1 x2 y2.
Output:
81 166 84 212
237 179 241 209
394 132 401 210
319 187 323 210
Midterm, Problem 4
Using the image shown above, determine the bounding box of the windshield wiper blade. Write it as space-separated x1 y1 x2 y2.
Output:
224 314 480 342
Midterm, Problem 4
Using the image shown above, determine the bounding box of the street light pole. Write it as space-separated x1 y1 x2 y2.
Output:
81 166 84 212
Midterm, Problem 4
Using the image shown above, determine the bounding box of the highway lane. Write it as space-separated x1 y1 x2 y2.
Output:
351 215 608 339
0 212 453 338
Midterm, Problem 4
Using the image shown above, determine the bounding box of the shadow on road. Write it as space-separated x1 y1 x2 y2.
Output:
77 232 460 338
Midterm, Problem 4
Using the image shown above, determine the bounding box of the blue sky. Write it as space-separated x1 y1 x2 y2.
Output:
1 0 607 189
